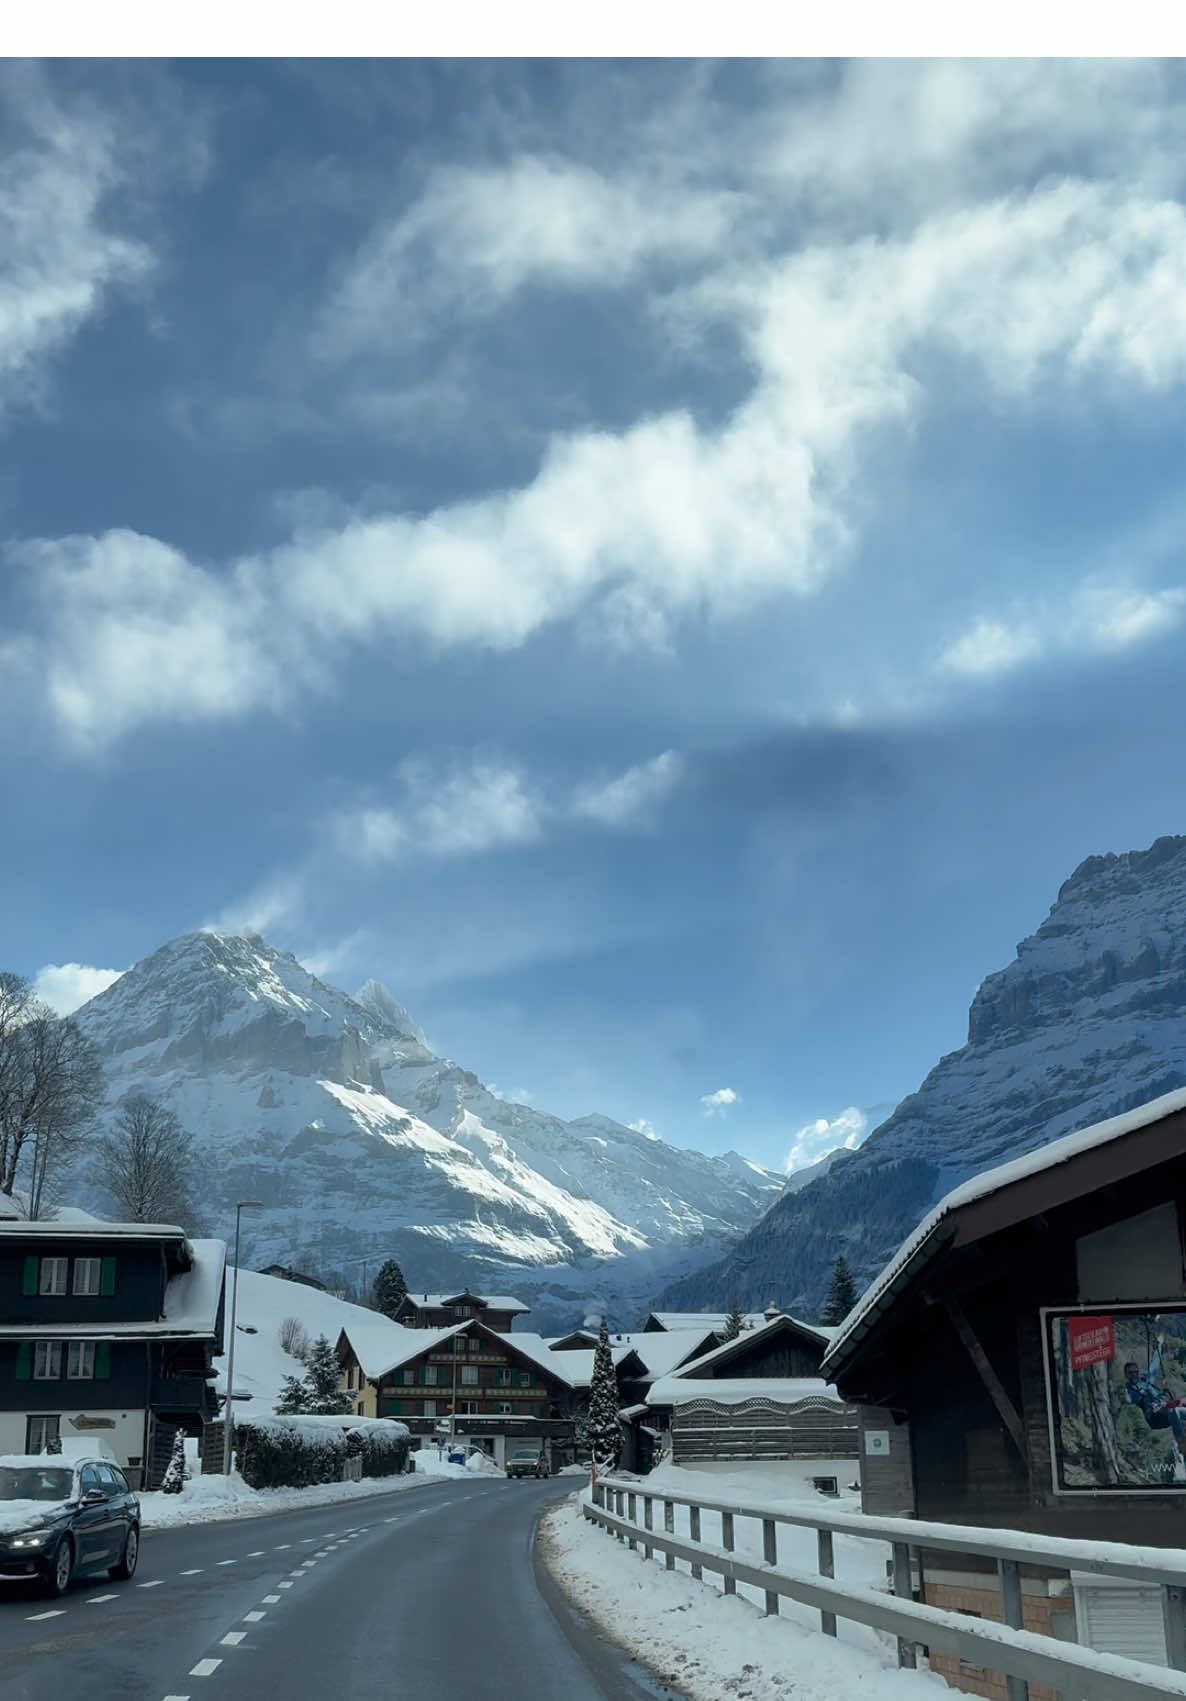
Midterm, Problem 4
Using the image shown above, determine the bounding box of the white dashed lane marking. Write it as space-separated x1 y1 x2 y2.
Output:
216 1559 237 1566
247 1550 266 1557
162 1694 190 1700
220 1631 246 1647
262 1593 281 1603
243 1610 265 1622
278 1580 293 1589
179 1568 203 1575
273 1544 291 1550
86 1593 118 1604
138 1579 164 1588
25 1609 65 1621
190 1658 222 1676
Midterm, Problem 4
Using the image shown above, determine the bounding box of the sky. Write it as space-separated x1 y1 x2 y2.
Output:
6 57 1186 1177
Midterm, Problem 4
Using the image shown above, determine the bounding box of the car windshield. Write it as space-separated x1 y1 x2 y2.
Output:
0 1465 72 1502
512 1450 537 1460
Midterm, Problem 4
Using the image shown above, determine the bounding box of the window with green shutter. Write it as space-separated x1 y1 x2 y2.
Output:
94 1342 110 1379
22 1256 38 1296
99 1257 116 1296
14 1342 31 1380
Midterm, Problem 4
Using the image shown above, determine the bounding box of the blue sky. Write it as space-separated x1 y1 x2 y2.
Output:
6 57 1186 1174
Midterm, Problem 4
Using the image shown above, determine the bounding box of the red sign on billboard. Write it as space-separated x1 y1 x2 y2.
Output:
1068 1315 1115 1371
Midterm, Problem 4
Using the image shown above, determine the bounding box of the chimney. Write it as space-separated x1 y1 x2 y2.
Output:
764 1300 779 1321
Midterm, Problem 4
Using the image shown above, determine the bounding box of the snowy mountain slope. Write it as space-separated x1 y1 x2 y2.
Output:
658 832 1186 1318
70 931 783 1331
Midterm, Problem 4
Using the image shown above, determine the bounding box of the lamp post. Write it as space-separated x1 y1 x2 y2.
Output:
222 1201 262 1475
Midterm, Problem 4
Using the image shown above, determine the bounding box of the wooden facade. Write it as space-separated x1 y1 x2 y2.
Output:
393 1290 527 1334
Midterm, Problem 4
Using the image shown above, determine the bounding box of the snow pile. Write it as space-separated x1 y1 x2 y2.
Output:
540 1493 944 1701
138 1464 444 1529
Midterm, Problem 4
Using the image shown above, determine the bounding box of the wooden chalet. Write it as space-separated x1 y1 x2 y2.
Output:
646 1313 857 1465
822 1085 1186 1690
393 1289 528 1334
335 1316 577 1467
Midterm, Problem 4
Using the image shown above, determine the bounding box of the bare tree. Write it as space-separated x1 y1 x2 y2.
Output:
92 1092 199 1227
0 974 103 1216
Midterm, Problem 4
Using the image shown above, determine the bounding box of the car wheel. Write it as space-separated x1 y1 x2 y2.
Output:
110 1525 139 1580
46 1537 74 1597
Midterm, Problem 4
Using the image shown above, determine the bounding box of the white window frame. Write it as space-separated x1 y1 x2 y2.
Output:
25 1414 60 1453
72 1258 101 1296
423 1365 440 1386
66 1341 95 1380
39 1258 68 1296
461 1364 479 1385
33 1341 62 1380
495 1401 514 1414
422 1400 437 1417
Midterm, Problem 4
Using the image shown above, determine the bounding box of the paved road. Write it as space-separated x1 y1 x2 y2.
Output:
0 1475 672 1701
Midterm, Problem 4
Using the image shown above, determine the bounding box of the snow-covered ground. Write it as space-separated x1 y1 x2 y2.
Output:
540 1462 947 1701
139 1443 499 1529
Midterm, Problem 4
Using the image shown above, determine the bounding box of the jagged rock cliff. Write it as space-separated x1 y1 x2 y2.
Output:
658 834 1186 1319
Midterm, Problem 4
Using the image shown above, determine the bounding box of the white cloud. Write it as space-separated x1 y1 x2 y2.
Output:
627 1118 662 1141
700 1086 738 1115
335 757 544 865
205 870 310 937
316 155 742 358
937 618 1044 680
1077 584 1186 651
784 1105 869 1175
33 962 123 1015
571 751 685 829
0 77 155 419
18 142 1186 746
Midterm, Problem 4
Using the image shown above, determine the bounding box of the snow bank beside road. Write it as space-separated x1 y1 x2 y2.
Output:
539 1495 945 1701
140 1451 476 1529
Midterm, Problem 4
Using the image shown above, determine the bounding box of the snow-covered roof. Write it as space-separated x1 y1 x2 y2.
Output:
823 1083 1186 1380
0 1219 187 1238
612 1329 720 1381
649 1375 847 1408
401 1293 529 1314
337 1319 576 1385
653 1312 832 1387
502 1331 637 1389
0 1237 226 1340
646 1311 770 1332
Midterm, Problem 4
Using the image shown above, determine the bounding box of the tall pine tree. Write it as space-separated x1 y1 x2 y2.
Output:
371 1258 409 1319
722 1298 745 1341
822 1255 859 1326
585 1317 622 1470
274 1372 312 1415
304 1333 353 1415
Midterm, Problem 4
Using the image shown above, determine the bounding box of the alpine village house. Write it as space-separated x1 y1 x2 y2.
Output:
0 1217 226 1488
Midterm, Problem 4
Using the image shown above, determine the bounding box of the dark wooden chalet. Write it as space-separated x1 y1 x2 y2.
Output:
393 1289 528 1334
822 1085 1186 1689
0 1220 226 1488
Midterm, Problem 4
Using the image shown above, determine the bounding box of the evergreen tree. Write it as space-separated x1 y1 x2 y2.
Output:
304 1332 352 1415
371 1258 409 1320
160 1429 188 1494
722 1298 744 1341
585 1317 622 1469
822 1255 859 1326
274 1372 311 1415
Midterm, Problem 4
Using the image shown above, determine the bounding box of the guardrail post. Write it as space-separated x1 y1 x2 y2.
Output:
818 1528 837 1637
627 1492 637 1550
690 1504 702 1580
1163 1584 1186 1671
892 1541 917 1669
722 1511 736 1595
763 1518 779 1616
998 1559 1028 1701
643 1495 653 1560
664 1500 675 1570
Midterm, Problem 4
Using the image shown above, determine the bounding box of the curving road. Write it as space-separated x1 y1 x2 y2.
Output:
0 1475 673 1701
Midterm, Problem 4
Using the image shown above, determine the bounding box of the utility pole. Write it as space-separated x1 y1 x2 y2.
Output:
222 1201 262 1475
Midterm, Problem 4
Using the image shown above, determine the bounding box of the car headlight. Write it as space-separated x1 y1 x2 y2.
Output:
9 1531 51 1549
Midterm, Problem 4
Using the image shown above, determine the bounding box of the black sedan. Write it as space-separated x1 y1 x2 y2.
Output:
0 1456 140 1595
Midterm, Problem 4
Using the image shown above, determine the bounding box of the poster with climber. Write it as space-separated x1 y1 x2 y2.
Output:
1046 1306 1186 1491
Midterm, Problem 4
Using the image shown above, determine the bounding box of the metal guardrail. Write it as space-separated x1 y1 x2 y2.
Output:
586 1476 1186 1701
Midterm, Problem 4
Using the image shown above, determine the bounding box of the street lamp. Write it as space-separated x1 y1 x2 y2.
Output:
222 1201 263 1474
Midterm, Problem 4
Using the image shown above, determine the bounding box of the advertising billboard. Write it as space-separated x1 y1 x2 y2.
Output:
1045 1305 1186 1492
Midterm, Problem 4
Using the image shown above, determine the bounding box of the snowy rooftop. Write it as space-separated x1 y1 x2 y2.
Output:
337 1319 579 1384
0 1218 188 1238
648 1374 847 1408
823 1083 1186 1378
402 1292 529 1313
646 1311 771 1332
611 1329 721 1380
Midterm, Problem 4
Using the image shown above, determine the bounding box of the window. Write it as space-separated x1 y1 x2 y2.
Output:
67 1341 95 1380
34 1342 62 1380
422 1400 437 1417
461 1364 478 1385
399 1368 416 1385
422 1365 440 1386
39 1259 68 1296
457 1400 478 1415
495 1401 514 1414
518 1371 533 1387
107 1466 130 1494
80 1464 105 1498
494 1368 512 1386
383 1400 402 1417
97 1465 122 1492
25 1414 59 1453
72 1258 101 1296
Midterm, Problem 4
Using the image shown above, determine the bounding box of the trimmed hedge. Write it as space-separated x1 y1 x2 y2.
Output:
235 1414 410 1490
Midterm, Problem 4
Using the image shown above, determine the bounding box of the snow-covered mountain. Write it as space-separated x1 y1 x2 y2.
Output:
70 931 783 1331
658 832 1186 1318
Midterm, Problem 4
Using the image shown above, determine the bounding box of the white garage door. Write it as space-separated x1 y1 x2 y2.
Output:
1071 1574 1167 1668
